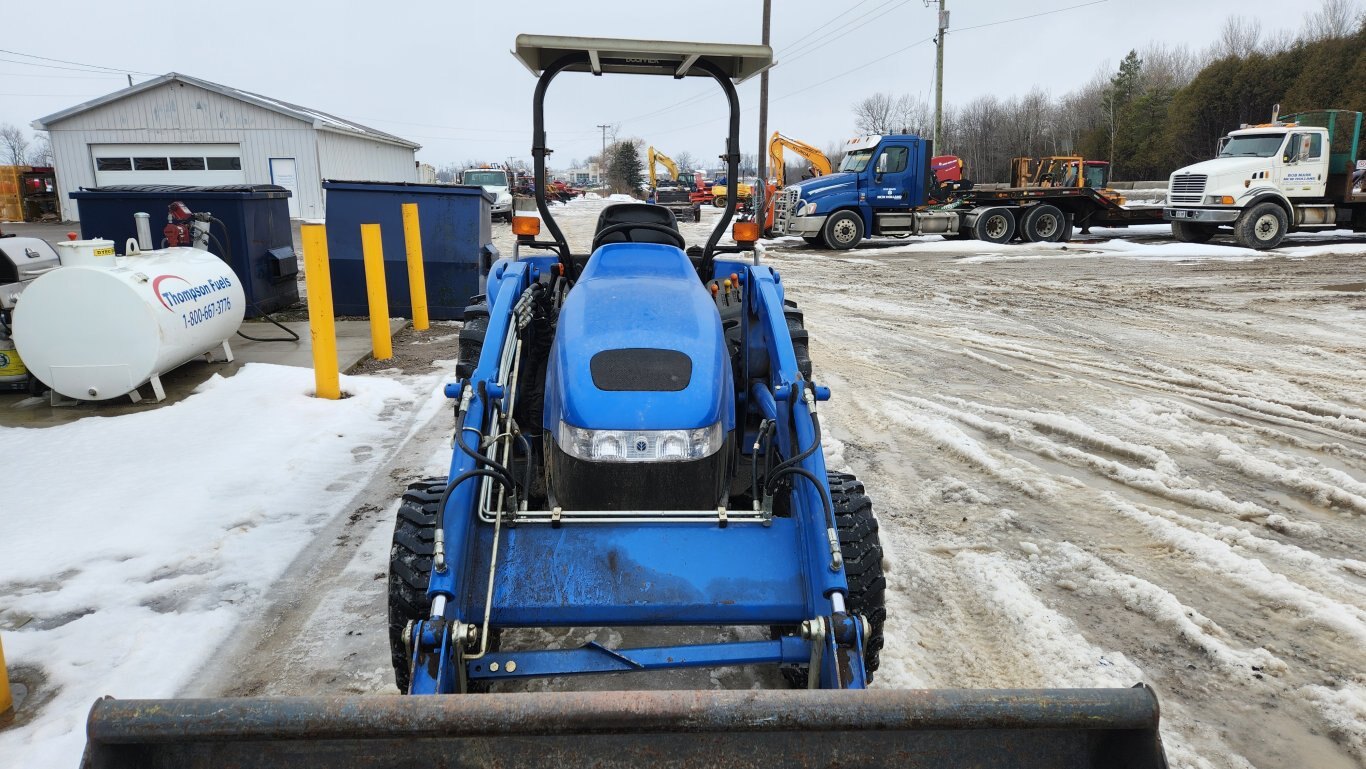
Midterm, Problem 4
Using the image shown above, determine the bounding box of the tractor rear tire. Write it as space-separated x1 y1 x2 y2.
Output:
713 196 727 209
1171 220 1217 244
1233 202 1288 250
388 477 443 694
780 471 887 687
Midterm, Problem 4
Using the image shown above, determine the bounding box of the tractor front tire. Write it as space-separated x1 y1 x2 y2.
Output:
456 300 489 380
780 471 887 687
388 477 444 694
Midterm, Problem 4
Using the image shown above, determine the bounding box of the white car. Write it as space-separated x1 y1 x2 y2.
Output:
461 168 514 221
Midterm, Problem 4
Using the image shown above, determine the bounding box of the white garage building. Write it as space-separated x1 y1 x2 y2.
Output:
33 73 420 221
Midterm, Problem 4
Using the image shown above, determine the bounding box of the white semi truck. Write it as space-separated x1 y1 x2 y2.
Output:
1164 109 1365 249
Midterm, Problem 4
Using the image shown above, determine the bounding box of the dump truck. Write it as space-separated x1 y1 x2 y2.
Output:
79 36 1170 769
1165 108 1366 249
774 134 1166 249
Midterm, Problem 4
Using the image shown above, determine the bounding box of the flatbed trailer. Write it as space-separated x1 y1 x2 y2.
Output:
962 185 1168 235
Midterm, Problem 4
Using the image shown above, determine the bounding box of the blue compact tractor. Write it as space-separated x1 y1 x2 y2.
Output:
80 36 1168 769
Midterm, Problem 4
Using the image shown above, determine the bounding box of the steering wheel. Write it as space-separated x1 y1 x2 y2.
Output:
591 221 687 252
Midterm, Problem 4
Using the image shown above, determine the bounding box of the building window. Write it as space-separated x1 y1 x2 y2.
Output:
96 157 133 171
134 157 170 171
207 157 242 171
171 157 206 171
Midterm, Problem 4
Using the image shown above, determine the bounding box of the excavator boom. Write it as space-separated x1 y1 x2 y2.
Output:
769 131 833 187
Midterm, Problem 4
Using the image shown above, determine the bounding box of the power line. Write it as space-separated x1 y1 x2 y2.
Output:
0 47 157 77
0 69 128 80
953 0 1108 33
779 0 906 63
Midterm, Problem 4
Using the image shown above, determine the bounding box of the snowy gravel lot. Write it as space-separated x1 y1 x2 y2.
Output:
1 197 1363 768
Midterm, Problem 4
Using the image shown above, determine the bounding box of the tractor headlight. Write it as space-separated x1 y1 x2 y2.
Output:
558 422 724 463
798 201 817 216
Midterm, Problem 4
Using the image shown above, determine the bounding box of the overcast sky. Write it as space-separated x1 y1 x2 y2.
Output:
2 0 1352 171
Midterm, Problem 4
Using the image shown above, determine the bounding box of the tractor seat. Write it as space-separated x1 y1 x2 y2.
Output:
591 203 682 252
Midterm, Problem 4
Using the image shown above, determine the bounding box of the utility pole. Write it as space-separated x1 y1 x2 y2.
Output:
930 0 947 151
755 0 772 222
595 123 614 188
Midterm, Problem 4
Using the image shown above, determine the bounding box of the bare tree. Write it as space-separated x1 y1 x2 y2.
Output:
1212 16 1263 59
28 133 54 166
0 124 31 167
673 150 697 173
853 93 898 134
1302 0 1359 40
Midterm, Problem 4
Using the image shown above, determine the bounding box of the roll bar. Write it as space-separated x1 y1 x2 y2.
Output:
515 36 774 276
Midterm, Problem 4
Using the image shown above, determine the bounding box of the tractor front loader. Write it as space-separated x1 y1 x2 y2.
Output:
81 36 1169 769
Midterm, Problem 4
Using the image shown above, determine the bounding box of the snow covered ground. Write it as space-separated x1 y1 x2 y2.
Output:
1 196 1362 767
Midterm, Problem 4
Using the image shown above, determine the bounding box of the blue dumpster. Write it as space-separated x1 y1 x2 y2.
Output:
69 185 298 317
322 181 496 321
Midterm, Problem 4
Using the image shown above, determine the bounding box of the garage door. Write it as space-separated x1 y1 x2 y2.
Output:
91 144 247 187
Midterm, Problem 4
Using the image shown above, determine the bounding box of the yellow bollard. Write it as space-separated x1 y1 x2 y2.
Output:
360 223 393 361
301 224 341 400
1 633 12 720
401 203 430 331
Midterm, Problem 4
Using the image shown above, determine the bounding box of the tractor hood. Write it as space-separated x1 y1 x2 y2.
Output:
544 243 733 433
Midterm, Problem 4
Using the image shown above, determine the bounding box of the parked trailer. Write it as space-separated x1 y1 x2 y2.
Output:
773 134 1167 249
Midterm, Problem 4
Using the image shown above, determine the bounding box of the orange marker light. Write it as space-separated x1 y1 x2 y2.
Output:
732 221 760 243
512 216 542 237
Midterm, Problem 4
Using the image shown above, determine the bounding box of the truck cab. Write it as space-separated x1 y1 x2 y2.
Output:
773 134 939 248
462 167 514 221
1165 110 1364 249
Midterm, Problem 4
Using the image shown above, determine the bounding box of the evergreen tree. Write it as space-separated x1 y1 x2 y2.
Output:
606 141 645 196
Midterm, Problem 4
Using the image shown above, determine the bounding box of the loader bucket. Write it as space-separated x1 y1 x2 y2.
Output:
82 686 1167 769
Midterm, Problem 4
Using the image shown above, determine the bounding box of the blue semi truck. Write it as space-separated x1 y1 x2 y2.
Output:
772 134 1165 249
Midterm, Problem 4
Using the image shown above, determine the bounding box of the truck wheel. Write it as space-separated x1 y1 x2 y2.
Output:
969 207 1016 244
1170 220 1217 244
779 471 886 687
822 211 864 250
713 196 727 209
1233 202 1287 249
388 478 442 694
1021 204 1066 242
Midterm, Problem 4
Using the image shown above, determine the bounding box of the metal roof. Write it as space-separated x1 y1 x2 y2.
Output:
33 73 420 150
513 35 774 82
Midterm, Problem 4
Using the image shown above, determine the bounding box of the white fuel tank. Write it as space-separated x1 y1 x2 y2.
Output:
12 246 245 401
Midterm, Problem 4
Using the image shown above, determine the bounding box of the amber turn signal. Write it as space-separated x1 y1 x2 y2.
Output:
732 221 760 243
512 216 542 236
